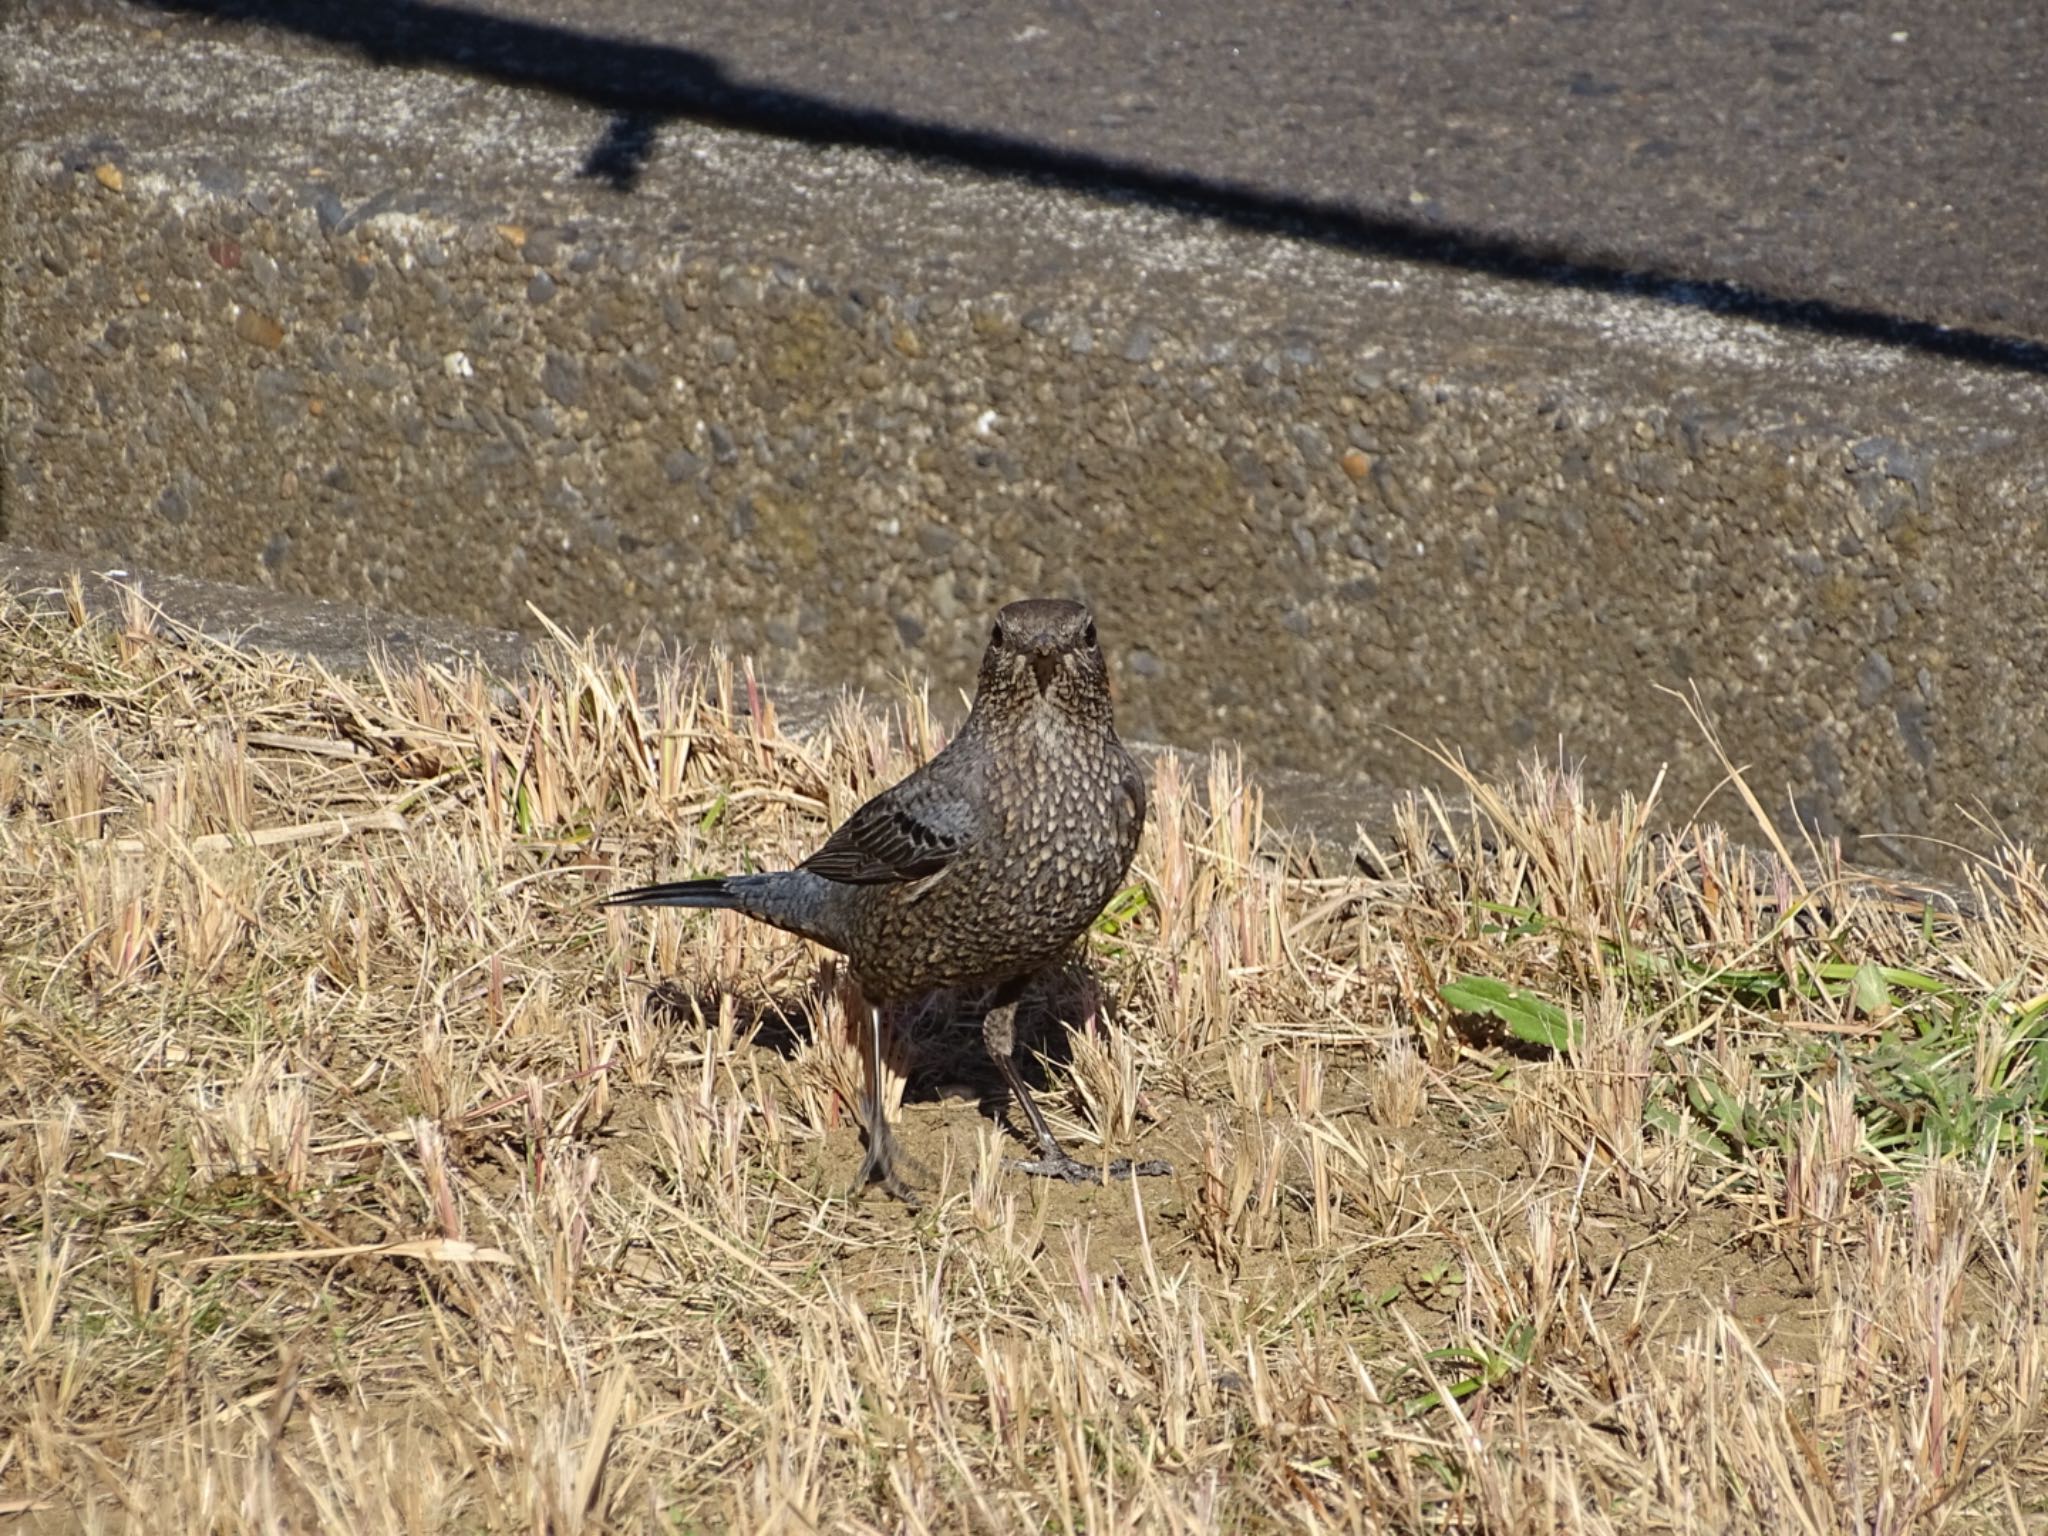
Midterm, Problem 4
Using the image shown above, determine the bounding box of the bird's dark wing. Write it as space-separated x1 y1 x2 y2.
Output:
799 774 980 886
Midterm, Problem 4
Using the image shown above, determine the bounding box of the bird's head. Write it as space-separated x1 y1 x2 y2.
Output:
974 597 1115 727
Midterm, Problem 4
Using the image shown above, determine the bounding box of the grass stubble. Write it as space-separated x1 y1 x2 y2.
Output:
2 576 2046 1533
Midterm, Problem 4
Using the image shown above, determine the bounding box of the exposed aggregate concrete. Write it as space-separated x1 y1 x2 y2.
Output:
7 13 2048 875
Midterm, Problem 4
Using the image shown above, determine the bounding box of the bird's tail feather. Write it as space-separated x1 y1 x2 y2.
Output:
605 869 842 950
603 876 740 910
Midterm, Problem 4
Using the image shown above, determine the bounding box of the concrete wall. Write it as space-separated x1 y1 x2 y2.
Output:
8 13 2048 874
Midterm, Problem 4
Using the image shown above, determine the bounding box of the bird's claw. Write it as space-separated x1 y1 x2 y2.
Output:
1117 1157 1174 1179
870 1169 922 1207
1006 1153 1173 1183
855 1136 931 1206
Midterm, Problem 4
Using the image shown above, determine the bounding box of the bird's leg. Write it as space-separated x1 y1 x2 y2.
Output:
984 979 1170 1183
853 999 923 1204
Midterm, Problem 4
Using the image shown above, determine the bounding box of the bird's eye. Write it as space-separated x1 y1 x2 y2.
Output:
1083 621 1098 647
989 623 1004 647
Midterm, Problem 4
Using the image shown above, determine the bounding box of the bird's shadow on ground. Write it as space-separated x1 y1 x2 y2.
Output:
641 974 821 1061
641 962 1109 1139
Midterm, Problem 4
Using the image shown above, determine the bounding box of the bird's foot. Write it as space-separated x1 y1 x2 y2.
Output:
1005 1152 1173 1183
854 1132 931 1206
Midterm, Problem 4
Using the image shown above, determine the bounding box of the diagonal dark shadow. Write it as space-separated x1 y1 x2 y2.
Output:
138 0 2048 378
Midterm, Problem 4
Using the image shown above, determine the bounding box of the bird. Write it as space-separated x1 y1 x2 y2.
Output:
607 597 1167 1201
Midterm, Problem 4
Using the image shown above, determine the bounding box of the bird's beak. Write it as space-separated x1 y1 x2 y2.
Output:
1030 652 1058 694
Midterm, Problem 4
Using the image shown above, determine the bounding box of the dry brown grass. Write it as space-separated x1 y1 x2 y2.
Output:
4 576 2048 1533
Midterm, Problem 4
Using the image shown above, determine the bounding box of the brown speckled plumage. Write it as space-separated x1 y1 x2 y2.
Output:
608 598 1166 1199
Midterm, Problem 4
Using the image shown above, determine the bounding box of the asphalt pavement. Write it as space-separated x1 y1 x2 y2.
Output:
70 0 2048 368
